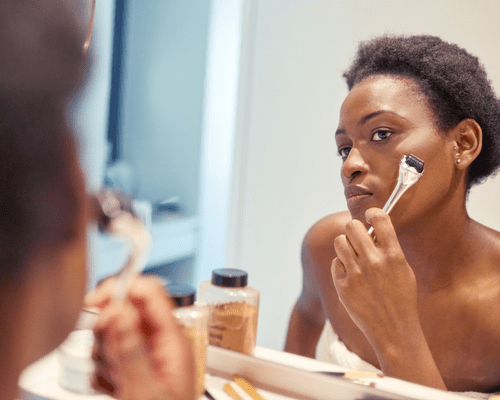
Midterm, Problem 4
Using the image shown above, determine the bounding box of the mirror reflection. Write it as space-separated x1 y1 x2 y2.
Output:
70 0 500 395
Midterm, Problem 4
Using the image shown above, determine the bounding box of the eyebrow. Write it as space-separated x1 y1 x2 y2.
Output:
335 110 407 136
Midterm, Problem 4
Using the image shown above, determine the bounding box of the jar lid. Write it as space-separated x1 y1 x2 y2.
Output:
211 268 248 287
166 283 196 307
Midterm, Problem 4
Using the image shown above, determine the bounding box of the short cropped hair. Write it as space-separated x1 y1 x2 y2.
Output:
0 0 85 285
343 34 500 190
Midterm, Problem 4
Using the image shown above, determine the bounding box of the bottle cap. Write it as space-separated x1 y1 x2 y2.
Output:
166 283 196 307
211 268 248 287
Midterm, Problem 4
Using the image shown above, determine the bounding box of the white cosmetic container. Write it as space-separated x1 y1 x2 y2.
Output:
57 308 99 394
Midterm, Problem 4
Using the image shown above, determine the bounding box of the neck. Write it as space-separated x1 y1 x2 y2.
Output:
0 290 27 400
396 191 477 293
0 376 20 400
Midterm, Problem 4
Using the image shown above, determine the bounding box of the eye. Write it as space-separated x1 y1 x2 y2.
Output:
371 129 392 142
338 146 351 160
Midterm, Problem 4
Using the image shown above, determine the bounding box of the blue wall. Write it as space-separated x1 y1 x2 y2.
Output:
120 1 211 216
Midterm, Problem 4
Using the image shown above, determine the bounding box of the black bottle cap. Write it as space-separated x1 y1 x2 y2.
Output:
211 268 248 287
166 283 196 307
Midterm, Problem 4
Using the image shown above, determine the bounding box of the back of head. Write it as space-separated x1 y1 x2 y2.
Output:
343 34 500 190
0 0 86 286
0 0 85 95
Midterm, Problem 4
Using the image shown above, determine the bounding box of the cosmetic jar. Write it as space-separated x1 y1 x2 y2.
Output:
58 308 99 394
167 283 209 398
198 268 260 355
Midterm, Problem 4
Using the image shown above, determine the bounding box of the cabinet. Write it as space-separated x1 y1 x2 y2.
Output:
93 216 199 284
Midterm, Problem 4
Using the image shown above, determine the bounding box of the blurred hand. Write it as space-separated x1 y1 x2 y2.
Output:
86 276 195 400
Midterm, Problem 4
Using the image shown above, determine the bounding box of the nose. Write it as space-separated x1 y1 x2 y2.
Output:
341 147 368 181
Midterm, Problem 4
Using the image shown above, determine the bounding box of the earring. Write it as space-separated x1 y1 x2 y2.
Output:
457 159 461 164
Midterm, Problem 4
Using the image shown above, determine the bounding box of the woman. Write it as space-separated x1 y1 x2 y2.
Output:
0 1 193 399
285 35 500 393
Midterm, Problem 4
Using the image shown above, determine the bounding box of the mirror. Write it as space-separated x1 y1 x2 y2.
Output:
79 0 500 353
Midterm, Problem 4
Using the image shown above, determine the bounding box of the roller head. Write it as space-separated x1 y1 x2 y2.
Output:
405 154 424 173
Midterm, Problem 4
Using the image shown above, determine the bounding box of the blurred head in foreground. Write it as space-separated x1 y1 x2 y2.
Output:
0 1 91 398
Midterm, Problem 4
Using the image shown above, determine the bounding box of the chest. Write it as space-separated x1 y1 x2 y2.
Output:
418 294 500 391
326 290 500 392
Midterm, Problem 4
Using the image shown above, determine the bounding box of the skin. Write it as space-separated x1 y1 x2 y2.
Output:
1 150 89 400
87 277 196 400
285 74 500 392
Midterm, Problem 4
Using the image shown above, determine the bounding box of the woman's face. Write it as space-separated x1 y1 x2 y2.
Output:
336 75 456 230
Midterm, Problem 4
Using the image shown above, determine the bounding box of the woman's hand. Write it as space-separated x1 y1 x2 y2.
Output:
331 208 446 390
85 276 195 400
331 207 419 345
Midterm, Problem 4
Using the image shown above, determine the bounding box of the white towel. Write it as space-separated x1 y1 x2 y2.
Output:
315 320 493 399
315 320 382 373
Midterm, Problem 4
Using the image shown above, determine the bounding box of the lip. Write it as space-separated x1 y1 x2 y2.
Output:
344 185 372 199
344 185 373 208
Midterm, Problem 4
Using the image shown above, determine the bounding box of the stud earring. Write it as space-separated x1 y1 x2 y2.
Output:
457 159 461 164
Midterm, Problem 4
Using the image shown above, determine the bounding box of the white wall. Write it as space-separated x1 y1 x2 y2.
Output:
228 0 500 351
71 1 115 289
196 0 244 285
74 1 115 193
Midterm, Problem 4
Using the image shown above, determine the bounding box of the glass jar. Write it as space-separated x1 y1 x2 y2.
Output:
198 268 260 355
167 283 209 398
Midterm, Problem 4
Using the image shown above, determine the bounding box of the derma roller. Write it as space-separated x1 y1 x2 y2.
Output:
367 154 424 236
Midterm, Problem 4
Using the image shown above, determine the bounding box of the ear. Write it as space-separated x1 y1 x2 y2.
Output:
451 119 482 170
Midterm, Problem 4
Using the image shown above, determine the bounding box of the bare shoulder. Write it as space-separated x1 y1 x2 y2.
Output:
461 221 500 312
473 221 500 272
301 211 352 271
300 211 352 298
443 222 500 389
